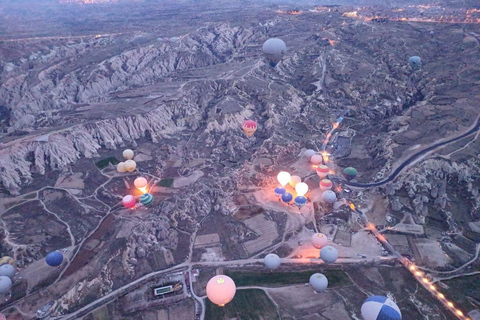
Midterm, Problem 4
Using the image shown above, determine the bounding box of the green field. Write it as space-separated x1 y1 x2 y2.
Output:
205 289 279 320
95 157 119 169
225 269 351 287
158 178 174 187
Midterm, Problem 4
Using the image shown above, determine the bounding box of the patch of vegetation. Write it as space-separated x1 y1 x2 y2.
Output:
95 157 119 169
441 274 480 312
224 269 351 287
92 305 110 320
205 289 279 320
157 178 174 187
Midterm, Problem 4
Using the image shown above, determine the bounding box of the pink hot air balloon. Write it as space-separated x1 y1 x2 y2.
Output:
319 179 333 191
242 120 257 137
206 275 236 306
316 165 329 178
134 177 148 193
122 195 136 209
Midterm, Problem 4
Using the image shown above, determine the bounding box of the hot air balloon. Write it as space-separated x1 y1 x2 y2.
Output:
0 264 15 279
140 193 154 206
361 296 402 320
134 177 148 193
0 257 15 267
408 56 422 70
289 175 301 188
124 160 137 172
0 276 12 295
320 246 338 263
262 38 286 67
322 190 337 204
295 182 309 197
206 275 236 306
309 273 328 292
46 251 63 267
117 162 127 173
319 179 332 191
274 187 286 198
304 149 316 160
122 195 136 208
343 167 357 181
123 149 134 160
282 192 293 203
264 254 281 270
310 155 322 165
311 233 328 249
277 172 291 187
295 196 307 208
242 120 258 137
316 165 329 179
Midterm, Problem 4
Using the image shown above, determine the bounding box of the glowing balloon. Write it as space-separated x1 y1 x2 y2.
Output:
262 38 287 67
206 275 236 306
295 182 309 196
274 187 286 198
282 192 293 203
122 195 136 208
316 165 329 178
319 179 332 191
311 233 328 249
124 160 137 172
123 149 134 160
117 162 127 173
289 175 301 188
277 172 291 187
134 177 148 193
242 120 257 137
310 155 322 165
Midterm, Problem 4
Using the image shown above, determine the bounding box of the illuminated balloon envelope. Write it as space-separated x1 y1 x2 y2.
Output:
319 179 332 191
316 165 329 178
295 182 309 196
277 172 291 187
134 177 148 193
282 192 293 203
294 196 307 208
124 160 137 172
117 162 127 173
310 155 322 165
242 120 257 137
289 175 301 188
206 275 236 306
274 187 286 198
123 149 134 160
45 251 63 267
140 193 154 206
311 233 328 249
122 195 136 208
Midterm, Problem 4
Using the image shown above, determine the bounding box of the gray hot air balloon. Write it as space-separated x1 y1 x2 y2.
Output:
408 56 422 70
264 253 281 270
309 273 328 292
0 276 12 294
320 246 338 263
0 264 15 279
262 38 287 67
322 190 337 204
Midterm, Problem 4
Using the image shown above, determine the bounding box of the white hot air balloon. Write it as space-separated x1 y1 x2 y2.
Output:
0 276 12 294
123 149 134 160
0 264 15 279
277 172 291 187
303 149 316 161
295 182 309 197
206 275 236 307
309 273 328 292
264 254 281 270
134 177 148 193
322 190 337 204
289 175 301 188
117 162 127 173
320 246 338 263
310 154 322 165
262 38 287 67
124 160 137 172
311 233 328 249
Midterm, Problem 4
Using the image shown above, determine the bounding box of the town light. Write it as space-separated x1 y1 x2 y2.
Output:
447 302 454 308
277 172 291 187
415 271 422 276
429 285 436 291
438 293 445 299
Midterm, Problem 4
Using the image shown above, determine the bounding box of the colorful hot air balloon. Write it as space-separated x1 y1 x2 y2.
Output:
45 251 63 267
294 196 307 208
117 162 127 173
264 254 281 270
316 165 329 179
289 175 301 188
206 275 236 306
361 296 402 320
282 192 293 203
311 233 328 249
140 193 154 206
319 179 332 191
123 149 134 160
309 273 328 292
242 120 257 137
124 160 137 172
343 167 357 181
320 246 338 263
322 190 337 204
122 195 136 208
0 256 15 267
274 187 286 198
262 38 287 67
